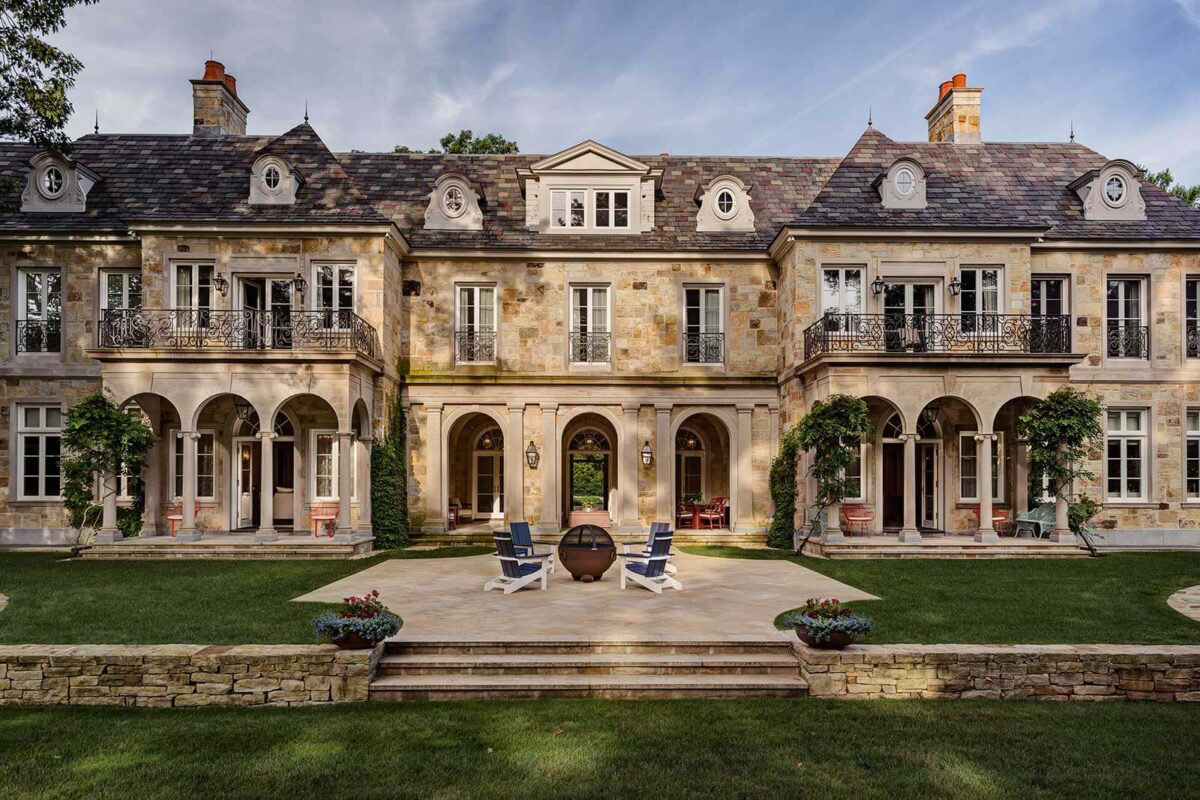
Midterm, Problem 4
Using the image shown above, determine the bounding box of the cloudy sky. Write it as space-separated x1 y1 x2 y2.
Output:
51 0 1200 182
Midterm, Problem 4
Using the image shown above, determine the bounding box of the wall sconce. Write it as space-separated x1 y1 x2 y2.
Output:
292 272 307 296
233 399 255 422
525 440 539 469
948 276 963 296
212 274 229 295
871 275 886 295
640 441 653 466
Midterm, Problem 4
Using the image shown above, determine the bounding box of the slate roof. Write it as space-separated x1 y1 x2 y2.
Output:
1 122 1198 243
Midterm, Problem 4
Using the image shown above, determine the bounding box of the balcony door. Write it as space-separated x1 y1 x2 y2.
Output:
1106 278 1146 359
1031 277 1068 353
239 276 295 349
883 282 936 351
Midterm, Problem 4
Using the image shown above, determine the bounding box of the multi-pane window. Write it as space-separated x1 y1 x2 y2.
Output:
959 266 1001 333
959 433 1003 501
174 263 213 330
171 431 215 499
1187 409 1200 501
683 286 723 364
1030 277 1069 353
455 284 497 363
551 190 586 229
820 267 864 332
570 285 610 363
1106 409 1146 501
315 265 354 327
17 405 62 499
844 445 864 502
311 432 355 499
593 191 629 229
16 268 62 353
102 271 142 312
1106 278 1147 359
1186 278 1199 359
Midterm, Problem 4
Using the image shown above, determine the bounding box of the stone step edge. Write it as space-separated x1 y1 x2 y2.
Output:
384 639 793 650
370 674 809 689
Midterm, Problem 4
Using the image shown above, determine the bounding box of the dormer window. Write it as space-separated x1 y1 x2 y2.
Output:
21 151 98 213
715 188 736 219
1069 159 1146 221
442 185 466 217
695 175 754 232
424 173 483 231
878 158 926 210
249 155 299 205
893 167 916 198
40 166 64 198
1104 174 1127 207
594 191 629 228
519 140 660 234
551 190 586 228
263 164 281 191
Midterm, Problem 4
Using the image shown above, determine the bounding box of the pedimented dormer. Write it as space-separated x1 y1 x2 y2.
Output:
517 140 662 234
695 175 754 232
249 154 301 205
1068 159 1146 221
21 151 99 213
424 172 483 231
876 157 926 210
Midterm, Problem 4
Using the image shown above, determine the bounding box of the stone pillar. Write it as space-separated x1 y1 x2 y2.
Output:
140 437 163 537
356 437 372 538
734 404 754 532
95 470 122 542
255 431 277 542
619 404 640 532
506 403 525 523
536 403 558 534
424 404 443 530
767 406 781 518
1014 439 1029 519
821 499 844 544
898 434 921 542
178 432 202 542
334 432 354 541
975 434 998 543
1050 490 1074 543
654 405 672 522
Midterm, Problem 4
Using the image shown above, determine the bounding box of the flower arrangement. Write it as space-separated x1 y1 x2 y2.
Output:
310 589 402 649
779 598 872 650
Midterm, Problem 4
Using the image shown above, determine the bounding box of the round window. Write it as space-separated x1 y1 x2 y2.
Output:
715 187 737 219
894 167 916 198
1104 174 1127 207
442 185 466 217
263 164 281 191
40 166 64 198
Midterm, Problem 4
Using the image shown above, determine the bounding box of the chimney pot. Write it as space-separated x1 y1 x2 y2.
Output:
952 72 967 88
223 73 237 96
939 80 953 100
202 59 225 81
927 72 981 144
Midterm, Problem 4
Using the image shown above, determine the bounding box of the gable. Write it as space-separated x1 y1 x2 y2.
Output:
528 140 652 175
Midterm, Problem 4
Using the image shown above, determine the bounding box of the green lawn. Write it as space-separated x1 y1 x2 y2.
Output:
0 547 488 645
2 700 1196 799
685 547 1200 645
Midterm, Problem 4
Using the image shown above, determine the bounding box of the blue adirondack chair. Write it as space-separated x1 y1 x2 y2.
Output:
619 532 682 593
624 521 676 574
484 532 551 594
510 521 555 573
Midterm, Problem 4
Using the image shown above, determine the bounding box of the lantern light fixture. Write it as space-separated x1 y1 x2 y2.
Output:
233 399 255 422
525 440 540 469
948 276 963 296
871 275 886 295
640 441 653 466
212 274 229 295
292 272 307 296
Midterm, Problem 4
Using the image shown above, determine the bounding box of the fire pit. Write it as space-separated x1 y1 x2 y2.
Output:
558 524 616 582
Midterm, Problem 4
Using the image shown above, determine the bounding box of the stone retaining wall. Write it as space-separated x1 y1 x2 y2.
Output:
798 644 1200 701
0 644 382 707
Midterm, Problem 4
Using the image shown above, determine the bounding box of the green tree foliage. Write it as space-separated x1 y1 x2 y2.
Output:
1137 164 1200 208
394 130 519 155
60 391 155 538
370 390 410 548
570 456 605 508
1017 387 1104 507
767 425 802 549
794 394 872 522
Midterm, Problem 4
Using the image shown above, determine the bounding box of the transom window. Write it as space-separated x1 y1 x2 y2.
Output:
569 430 610 451
959 433 1003 502
17 404 62 499
1106 409 1146 501
1187 409 1200 502
455 284 497 364
683 286 723 364
16 267 62 354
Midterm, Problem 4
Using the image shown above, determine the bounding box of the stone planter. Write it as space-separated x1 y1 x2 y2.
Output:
331 633 376 650
794 628 857 650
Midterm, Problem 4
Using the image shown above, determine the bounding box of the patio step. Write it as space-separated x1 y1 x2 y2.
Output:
370 640 806 700
801 540 1087 559
78 537 374 560
409 530 767 548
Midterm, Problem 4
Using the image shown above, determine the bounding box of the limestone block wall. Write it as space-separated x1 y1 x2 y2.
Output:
0 644 380 707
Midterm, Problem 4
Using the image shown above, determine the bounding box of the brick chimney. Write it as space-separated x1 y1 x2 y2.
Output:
190 59 249 137
925 72 981 144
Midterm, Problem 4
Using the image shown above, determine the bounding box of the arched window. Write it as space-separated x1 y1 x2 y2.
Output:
882 413 903 439
676 429 704 451
274 414 294 437
475 427 503 451
568 429 610 452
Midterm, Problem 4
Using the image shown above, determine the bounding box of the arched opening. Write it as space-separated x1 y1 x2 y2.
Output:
672 412 731 530
271 393 341 534
561 412 620 528
445 411 507 530
119 393 182 535
994 396 1042 516
914 396 982 533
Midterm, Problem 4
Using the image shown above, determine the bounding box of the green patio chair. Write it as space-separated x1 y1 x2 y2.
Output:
1014 502 1056 538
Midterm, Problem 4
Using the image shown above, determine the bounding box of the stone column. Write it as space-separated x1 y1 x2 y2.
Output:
1050 490 1074 543
356 437 373 538
734 404 754 532
424 404 443 530
975 434 999 543
619 404 640 533
898 434 921 542
177 432 202 542
255 430 277 542
95 470 122 542
767 406 781 519
1014 439 1029 519
536 403 558 534
654 404 672 523
821 499 844 543
506 403 525 523
140 437 163 537
334 432 354 541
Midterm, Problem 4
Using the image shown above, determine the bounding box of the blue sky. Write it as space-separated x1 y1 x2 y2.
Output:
53 0 1200 183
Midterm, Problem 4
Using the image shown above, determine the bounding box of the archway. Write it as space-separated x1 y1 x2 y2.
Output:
561 412 620 528
915 396 983 533
673 414 731 530
994 396 1042 515
117 392 182 536
269 393 341 534
445 410 508 529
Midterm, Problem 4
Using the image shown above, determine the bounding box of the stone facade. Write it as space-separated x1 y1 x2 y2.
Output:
0 643 380 706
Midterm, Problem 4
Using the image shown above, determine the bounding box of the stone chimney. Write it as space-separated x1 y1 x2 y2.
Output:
190 59 249 137
925 72 981 144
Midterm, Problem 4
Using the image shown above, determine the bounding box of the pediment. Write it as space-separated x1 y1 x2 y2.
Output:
528 140 651 175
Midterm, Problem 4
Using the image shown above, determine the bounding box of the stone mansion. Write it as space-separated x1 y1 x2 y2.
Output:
2 63 1199 548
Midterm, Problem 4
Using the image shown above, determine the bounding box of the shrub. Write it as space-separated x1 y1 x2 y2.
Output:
767 426 801 549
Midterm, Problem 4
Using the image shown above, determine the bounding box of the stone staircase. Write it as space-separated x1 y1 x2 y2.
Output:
411 528 766 549
369 640 808 700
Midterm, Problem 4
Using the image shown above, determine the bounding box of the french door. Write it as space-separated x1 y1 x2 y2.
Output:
475 453 504 519
240 277 295 349
883 282 936 351
1106 279 1146 359
1031 277 1068 353
235 440 259 529
917 443 939 529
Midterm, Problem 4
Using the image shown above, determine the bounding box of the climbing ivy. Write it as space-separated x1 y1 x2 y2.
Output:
767 425 802 549
794 394 872 539
371 388 410 548
1018 387 1104 509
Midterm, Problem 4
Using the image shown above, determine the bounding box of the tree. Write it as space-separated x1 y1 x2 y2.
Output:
394 129 519 155
1017 386 1104 518
370 389 410 548
1137 164 1200 208
794 395 872 530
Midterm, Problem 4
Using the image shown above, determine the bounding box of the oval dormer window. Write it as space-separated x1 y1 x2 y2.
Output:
715 187 736 219
263 164 281 191
1104 174 1127 207
894 167 916 198
442 185 466 218
40 166 64 199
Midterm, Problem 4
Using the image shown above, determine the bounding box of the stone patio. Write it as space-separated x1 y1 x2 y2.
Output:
292 550 876 640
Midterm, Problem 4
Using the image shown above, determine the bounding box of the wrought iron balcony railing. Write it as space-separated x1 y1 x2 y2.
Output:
569 331 611 364
803 313 1072 360
16 319 61 354
97 309 380 359
683 332 724 364
455 330 497 363
1106 323 1149 360
1187 322 1198 359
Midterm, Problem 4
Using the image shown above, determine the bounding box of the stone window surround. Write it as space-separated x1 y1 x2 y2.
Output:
564 282 612 373
679 281 727 370
453 281 499 366
957 264 1005 319
819 265 867 318
1101 269 1150 366
157 251 362 312
1030 272 1073 320
1185 404 1200 503
958 431 1004 503
1104 406 1151 505
12 401 64 502
815 257 1023 319
311 261 357 318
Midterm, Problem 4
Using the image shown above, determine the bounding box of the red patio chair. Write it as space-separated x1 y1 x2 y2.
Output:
163 500 202 537
840 503 874 536
309 501 340 538
698 498 727 529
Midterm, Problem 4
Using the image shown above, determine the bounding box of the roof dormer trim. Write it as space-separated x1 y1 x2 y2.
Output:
1068 159 1146 221
21 151 99 213
424 172 483 231
249 154 302 205
876 156 927 210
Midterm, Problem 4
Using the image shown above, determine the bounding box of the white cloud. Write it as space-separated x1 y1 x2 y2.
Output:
1174 0 1200 29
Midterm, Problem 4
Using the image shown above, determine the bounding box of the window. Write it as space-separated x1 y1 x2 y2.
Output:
455 284 496 363
40 166 64 198
170 431 215 499
1106 409 1146 501
1186 278 1199 359
174 263 214 329
893 167 916 198
442 185 466 218
1104 174 1127 207
820 267 864 333
1031 277 1069 353
315 264 354 328
1187 409 1200 502
594 190 629 229
715 188 736 219
844 444 865 503
551 190 586 228
101 271 143 312
959 433 1003 502
17 404 61 499
310 431 356 500
683 286 723 364
1106 278 1147 359
16 267 62 354
570 285 610 363
263 164 281 190
959 266 1001 333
